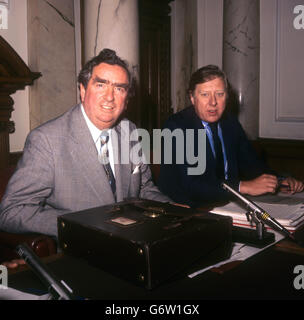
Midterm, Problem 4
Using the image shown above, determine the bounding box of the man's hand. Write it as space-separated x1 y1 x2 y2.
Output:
240 174 278 196
1 259 26 269
279 177 304 194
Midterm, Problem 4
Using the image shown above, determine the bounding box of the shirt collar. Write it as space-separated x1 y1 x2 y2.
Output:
81 104 111 143
201 120 209 128
201 120 220 129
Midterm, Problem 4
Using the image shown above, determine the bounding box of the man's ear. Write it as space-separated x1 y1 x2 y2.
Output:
190 93 195 105
79 83 86 103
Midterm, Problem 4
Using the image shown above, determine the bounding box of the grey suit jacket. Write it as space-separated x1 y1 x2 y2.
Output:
0 104 171 237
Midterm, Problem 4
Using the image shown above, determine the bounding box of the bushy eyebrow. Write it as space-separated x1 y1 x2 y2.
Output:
198 89 226 92
92 76 129 89
198 90 226 95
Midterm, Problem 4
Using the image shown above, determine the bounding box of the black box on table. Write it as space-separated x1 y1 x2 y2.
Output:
57 199 232 289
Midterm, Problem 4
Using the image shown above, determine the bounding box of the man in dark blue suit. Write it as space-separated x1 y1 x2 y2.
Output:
158 65 303 207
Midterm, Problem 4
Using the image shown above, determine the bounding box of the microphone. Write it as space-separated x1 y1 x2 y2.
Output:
222 182 295 241
16 243 74 300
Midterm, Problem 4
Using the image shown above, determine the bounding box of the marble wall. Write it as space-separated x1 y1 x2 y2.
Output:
83 0 139 83
223 0 260 139
171 0 198 112
27 0 77 129
196 0 223 69
171 0 224 113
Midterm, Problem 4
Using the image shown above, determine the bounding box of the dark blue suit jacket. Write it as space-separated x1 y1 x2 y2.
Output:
157 106 270 207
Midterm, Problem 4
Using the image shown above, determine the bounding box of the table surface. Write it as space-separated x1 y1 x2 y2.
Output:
7 238 304 300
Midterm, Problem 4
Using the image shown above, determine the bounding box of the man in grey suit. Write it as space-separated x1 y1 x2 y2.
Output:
0 49 171 239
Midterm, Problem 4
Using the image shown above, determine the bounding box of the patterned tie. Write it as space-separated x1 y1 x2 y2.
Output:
209 122 225 180
100 132 116 199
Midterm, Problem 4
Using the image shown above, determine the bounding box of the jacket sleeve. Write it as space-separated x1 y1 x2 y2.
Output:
139 162 172 202
0 129 68 238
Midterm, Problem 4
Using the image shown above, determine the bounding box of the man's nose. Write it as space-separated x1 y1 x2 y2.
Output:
104 85 114 101
209 93 217 106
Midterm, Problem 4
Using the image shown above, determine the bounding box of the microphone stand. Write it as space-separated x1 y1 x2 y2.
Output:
16 243 75 300
244 208 266 241
221 182 300 247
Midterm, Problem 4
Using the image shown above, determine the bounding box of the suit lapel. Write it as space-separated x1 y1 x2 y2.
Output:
68 105 115 203
184 106 215 171
112 120 132 201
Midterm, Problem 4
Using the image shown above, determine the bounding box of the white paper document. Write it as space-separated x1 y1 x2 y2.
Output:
0 287 51 300
188 193 304 279
210 193 304 231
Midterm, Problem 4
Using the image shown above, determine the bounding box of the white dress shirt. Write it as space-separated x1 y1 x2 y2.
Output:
81 104 115 176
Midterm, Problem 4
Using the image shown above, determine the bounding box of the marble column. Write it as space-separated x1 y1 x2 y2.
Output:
223 0 260 139
27 0 77 129
83 0 139 82
171 0 199 112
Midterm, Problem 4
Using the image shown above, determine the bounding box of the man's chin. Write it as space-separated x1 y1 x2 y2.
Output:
96 118 115 130
205 116 220 123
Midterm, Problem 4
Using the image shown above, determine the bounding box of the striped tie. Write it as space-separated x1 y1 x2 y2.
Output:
100 132 116 199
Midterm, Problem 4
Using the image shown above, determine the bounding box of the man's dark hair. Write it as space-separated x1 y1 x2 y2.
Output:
188 64 228 94
78 48 134 98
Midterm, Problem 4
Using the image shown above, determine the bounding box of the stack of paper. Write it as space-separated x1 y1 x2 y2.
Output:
210 193 304 232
